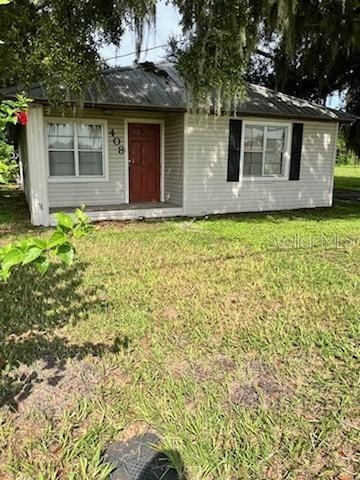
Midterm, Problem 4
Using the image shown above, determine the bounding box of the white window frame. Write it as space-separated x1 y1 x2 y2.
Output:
240 120 292 181
45 117 109 183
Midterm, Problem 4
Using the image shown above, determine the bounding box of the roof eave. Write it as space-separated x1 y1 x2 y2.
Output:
32 98 187 113
226 110 347 123
23 98 358 123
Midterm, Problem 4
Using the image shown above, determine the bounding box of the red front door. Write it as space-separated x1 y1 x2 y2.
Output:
128 123 160 203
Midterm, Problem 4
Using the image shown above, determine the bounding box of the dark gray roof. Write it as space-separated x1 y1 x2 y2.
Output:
237 83 357 122
1 62 357 122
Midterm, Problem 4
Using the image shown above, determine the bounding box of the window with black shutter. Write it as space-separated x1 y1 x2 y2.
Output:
227 119 242 182
289 123 304 181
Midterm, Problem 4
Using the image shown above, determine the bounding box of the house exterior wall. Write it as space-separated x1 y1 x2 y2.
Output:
45 109 169 208
183 114 338 215
164 113 184 205
26 105 338 226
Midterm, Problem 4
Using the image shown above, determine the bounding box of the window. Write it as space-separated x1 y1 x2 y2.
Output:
48 120 105 178
243 124 289 177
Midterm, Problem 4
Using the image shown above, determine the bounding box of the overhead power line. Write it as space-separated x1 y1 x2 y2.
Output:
104 44 273 63
105 43 169 62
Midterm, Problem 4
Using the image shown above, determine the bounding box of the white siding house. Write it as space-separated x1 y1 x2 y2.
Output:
5 62 355 226
184 116 338 215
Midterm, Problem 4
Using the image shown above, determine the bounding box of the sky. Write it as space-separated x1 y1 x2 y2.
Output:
100 1 181 68
326 92 343 110
100 2 341 109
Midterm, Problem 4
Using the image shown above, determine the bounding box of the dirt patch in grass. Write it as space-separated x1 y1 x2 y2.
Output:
229 383 260 407
168 354 236 383
161 306 179 321
166 358 190 379
117 420 155 443
228 360 291 408
214 354 237 371
190 354 237 383
2 355 106 417
166 353 237 383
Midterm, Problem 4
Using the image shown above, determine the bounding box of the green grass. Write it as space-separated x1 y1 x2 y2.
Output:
0 185 32 237
335 164 360 190
1 187 359 479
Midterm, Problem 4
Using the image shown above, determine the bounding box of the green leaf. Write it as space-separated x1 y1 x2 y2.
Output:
28 238 47 250
17 238 30 250
54 212 74 230
57 243 74 266
9 115 18 125
75 208 88 223
47 230 67 249
0 1 11 6
22 246 43 265
73 223 93 238
1 248 24 271
2 100 16 108
34 256 50 274
73 226 84 239
1 244 12 255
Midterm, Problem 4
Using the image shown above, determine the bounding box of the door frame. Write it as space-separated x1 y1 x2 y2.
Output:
124 118 165 204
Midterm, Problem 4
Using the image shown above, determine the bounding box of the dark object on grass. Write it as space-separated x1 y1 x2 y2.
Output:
334 189 360 202
105 433 180 480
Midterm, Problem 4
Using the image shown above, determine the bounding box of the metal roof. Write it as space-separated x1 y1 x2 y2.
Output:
1 62 357 122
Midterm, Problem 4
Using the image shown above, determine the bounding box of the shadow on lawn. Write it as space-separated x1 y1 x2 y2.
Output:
0 261 124 411
199 200 360 225
0 185 32 237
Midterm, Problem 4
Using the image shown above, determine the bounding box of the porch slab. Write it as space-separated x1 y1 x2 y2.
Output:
49 202 181 213
49 202 184 225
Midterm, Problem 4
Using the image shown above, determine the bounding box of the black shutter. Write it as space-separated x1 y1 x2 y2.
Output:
289 123 304 181
227 119 242 182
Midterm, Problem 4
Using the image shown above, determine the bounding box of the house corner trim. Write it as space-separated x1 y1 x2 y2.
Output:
26 105 50 226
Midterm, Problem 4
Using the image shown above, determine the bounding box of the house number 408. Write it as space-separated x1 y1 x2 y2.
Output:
108 128 125 154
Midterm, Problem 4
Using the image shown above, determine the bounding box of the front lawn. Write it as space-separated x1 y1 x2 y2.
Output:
1 187 359 479
335 164 360 190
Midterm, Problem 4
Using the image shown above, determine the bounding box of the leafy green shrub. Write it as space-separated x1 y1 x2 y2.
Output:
0 95 92 281
0 141 17 183
336 134 360 165
0 95 31 184
0 209 92 281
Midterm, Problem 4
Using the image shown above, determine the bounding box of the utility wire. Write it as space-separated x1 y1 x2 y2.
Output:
105 43 169 62
104 44 272 63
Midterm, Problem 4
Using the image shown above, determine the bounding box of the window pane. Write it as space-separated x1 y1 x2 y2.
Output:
264 163 282 175
78 124 102 150
48 135 74 149
244 152 262 176
78 136 102 150
77 124 102 137
266 127 286 152
48 123 73 136
244 126 264 151
48 123 74 149
49 151 75 176
79 152 103 176
264 152 283 175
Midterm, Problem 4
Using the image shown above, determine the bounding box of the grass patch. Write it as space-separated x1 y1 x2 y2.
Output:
335 164 360 190
1 187 359 479
0 185 32 238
